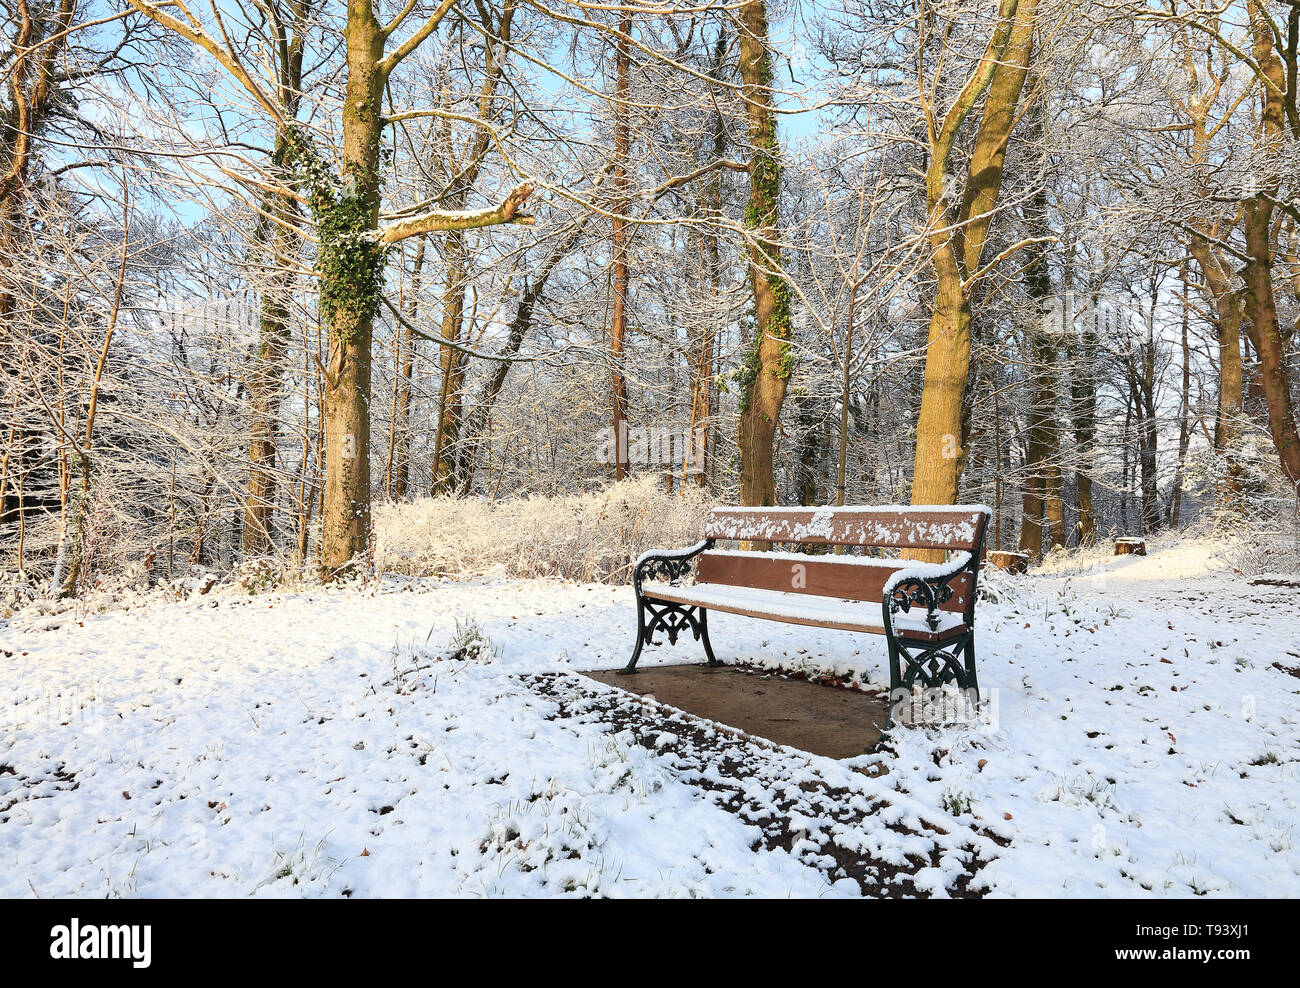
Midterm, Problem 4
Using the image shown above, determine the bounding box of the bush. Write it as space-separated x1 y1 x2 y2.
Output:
375 476 714 584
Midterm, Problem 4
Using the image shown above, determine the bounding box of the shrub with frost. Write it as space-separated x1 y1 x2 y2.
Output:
374 475 713 584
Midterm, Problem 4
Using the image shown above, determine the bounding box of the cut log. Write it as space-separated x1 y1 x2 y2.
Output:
1114 538 1146 556
987 551 1029 575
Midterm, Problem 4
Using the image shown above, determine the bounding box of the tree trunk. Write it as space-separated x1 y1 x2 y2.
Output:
1068 292 1099 546
1017 173 1063 557
393 238 425 499
1119 398 1132 532
910 0 1037 513
794 393 820 505
992 387 1004 549
1139 389 1161 535
1239 2 1300 488
688 239 716 488
242 167 299 557
1242 205 1300 486
1170 264 1192 527
1189 239 1246 505
836 282 858 508
428 6 516 495
319 0 384 577
1074 460 1096 544
689 44 727 491
608 12 633 481
1018 450 1043 558
1124 303 1163 537
1043 463 1065 549
63 187 130 595
431 230 468 494
735 0 793 507
0 0 77 548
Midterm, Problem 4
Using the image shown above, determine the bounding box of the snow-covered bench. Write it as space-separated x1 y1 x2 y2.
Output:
621 505 992 715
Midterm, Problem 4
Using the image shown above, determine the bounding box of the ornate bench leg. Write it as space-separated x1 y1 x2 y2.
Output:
962 637 979 698
700 608 722 667
622 596 720 674
883 632 981 729
883 633 904 732
619 596 648 675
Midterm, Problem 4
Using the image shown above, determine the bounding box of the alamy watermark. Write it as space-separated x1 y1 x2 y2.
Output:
595 422 707 475
49 919 151 968
150 297 260 339
5 683 112 735
890 686 999 731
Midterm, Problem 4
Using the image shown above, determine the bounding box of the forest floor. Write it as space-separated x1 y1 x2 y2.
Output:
1 539 1298 897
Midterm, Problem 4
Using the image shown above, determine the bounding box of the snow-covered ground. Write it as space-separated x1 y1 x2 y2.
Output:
1 540 1297 897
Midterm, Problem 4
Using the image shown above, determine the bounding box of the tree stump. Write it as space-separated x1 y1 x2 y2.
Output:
987 551 1029 574
1114 538 1146 556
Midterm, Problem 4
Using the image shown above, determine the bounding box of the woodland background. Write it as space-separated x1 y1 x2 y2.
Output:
3 0 1299 599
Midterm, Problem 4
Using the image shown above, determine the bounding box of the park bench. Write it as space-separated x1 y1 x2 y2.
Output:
622 505 992 715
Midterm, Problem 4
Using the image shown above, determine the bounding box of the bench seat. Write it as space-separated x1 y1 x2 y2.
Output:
642 582 969 642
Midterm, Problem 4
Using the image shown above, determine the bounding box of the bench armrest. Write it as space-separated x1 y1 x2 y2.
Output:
633 539 715 591
881 551 974 633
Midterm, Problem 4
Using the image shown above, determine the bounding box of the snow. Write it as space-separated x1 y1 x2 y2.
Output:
881 552 973 595
705 505 989 549
634 539 712 569
2 538 1298 897
710 504 995 515
892 608 967 636
703 548 918 570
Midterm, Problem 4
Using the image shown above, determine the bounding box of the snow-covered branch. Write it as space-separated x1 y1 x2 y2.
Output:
375 182 536 244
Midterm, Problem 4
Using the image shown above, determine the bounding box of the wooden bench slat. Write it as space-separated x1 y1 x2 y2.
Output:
643 583 969 643
695 549 972 614
704 505 990 551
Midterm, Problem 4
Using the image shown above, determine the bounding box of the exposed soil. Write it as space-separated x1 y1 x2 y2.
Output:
582 662 890 758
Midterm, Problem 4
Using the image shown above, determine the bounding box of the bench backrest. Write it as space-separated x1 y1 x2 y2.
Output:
704 505 988 551
696 506 990 613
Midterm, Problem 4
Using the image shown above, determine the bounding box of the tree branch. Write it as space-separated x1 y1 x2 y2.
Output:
376 181 535 243
378 0 459 79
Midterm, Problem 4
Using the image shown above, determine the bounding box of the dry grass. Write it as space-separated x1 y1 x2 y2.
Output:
375 476 715 584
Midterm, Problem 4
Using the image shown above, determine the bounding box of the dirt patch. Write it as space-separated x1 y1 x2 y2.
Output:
582 663 890 759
